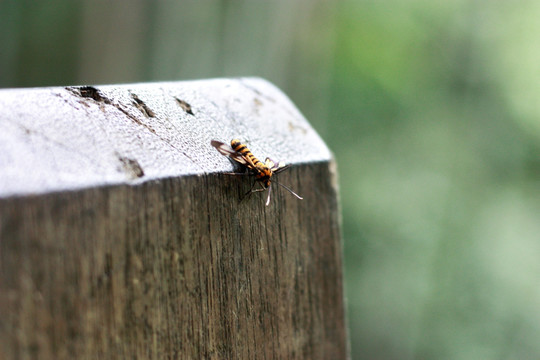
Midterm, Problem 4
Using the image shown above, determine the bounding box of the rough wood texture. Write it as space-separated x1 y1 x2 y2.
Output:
0 78 347 359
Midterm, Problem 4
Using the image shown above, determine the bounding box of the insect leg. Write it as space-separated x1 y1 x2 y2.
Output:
222 171 251 176
239 179 261 202
245 180 266 196
265 184 272 206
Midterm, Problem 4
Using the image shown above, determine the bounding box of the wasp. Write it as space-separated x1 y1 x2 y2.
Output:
211 139 303 206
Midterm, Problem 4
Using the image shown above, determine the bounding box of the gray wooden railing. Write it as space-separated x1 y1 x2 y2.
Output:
0 78 347 359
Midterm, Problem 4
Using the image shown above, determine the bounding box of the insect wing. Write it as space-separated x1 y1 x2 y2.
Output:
239 151 257 169
265 157 290 173
211 140 247 165
264 157 279 170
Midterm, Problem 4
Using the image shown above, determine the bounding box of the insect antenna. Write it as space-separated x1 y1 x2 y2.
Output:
272 179 303 200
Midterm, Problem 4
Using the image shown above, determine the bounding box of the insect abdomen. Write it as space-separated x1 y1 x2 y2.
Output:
231 139 262 167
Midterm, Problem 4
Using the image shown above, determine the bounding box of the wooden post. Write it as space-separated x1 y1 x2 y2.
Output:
0 78 347 359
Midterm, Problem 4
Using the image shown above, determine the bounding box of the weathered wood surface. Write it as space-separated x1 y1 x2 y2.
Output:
0 78 347 359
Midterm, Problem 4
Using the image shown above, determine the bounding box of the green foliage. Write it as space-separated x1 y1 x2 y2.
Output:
330 1 540 359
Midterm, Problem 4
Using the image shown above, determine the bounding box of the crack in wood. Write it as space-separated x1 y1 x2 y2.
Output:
116 152 145 179
130 93 156 118
174 97 194 115
65 86 201 170
66 86 111 104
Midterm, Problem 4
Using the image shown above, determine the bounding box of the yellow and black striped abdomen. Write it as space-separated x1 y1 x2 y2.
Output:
231 139 262 167
230 139 272 185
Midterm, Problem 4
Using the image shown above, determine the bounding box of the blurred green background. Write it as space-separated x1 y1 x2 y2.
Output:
2 1 539 359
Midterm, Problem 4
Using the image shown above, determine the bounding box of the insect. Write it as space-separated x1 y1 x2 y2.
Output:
211 139 303 206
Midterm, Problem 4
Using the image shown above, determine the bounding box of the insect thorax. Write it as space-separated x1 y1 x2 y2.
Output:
255 166 272 185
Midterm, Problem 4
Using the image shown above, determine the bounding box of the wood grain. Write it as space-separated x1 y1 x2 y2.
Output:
0 79 347 359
